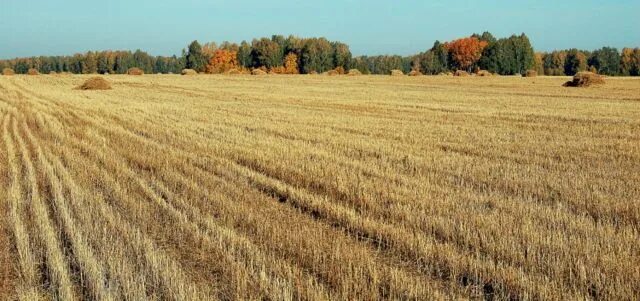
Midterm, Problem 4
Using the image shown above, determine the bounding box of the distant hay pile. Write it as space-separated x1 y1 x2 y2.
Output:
346 69 362 76
251 69 267 76
476 70 492 77
308 71 318 75
524 70 538 77
77 77 112 90
2 68 15 76
27 68 40 75
563 72 605 87
454 70 470 77
326 70 339 76
127 67 144 75
390 69 404 76
226 69 241 75
408 70 423 76
181 69 197 76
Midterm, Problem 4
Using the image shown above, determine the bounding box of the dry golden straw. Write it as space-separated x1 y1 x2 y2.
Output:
0 74 638 300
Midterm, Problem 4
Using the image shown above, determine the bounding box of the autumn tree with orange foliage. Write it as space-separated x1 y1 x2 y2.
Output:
445 37 488 72
206 49 238 74
284 53 299 74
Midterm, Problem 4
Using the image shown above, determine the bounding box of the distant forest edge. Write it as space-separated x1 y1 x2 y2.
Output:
1 32 639 76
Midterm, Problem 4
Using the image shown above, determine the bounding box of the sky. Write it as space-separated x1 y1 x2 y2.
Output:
1 0 639 59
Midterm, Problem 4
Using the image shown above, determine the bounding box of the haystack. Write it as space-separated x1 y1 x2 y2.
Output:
454 70 470 77
127 67 144 75
181 69 197 76
27 68 40 75
326 70 339 76
563 72 605 87
408 70 423 76
226 69 241 75
308 71 318 75
346 69 362 76
524 70 537 77
2 68 15 76
251 69 267 76
476 70 492 77
77 77 112 90
390 69 404 76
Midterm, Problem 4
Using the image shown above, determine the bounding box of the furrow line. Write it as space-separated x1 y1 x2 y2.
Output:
22 120 120 301
11 116 76 300
2 114 42 300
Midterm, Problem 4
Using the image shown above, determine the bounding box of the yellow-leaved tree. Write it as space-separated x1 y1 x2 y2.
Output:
206 49 238 74
284 53 299 74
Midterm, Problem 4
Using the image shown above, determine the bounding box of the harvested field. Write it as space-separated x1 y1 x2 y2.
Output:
0 74 638 300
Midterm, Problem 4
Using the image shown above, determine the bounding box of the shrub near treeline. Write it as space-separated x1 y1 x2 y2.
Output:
1 32 639 76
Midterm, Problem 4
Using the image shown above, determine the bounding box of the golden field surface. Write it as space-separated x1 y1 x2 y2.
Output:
0 74 638 300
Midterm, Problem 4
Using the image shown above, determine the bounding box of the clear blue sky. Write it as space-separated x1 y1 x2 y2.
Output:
1 0 638 59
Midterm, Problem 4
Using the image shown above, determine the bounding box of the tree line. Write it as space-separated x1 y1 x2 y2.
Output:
1 33 638 76
536 47 640 76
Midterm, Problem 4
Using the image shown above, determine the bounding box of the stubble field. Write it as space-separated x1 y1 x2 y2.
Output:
0 74 639 300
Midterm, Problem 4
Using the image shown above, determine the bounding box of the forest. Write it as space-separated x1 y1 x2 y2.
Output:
1 32 639 76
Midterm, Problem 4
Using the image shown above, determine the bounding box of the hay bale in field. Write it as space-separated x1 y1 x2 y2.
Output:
408 70 423 76
346 69 362 76
476 70 492 77
390 69 404 76
308 70 318 75
454 70 470 77
326 70 339 76
2 68 15 76
181 69 197 75
226 69 241 75
446 72 453 76
127 67 144 75
524 70 538 77
27 68 40 75
251 69 267 76
563 72 605 87
77 77 112 90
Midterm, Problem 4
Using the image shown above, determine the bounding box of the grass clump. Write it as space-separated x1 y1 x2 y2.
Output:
77 77 112 90
563 72 605 87
181 69 197 76
127 68 144 75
